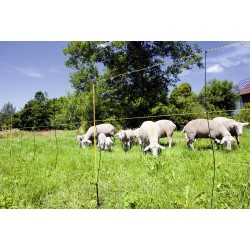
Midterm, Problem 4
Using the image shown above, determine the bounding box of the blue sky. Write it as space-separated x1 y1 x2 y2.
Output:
1 41 250 111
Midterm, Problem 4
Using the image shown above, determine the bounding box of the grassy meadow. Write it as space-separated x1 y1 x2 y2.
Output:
0 128 250 209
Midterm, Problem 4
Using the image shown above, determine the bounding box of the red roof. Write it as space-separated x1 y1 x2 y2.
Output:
240 83 250 95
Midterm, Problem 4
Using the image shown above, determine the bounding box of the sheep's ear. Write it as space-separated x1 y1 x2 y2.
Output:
159 145 165 150
243 122 249 126
144 145 150 152
86 139 92 144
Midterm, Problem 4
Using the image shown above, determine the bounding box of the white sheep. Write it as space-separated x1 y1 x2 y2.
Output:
133 128 143 147
155 119 176 148
76 134 84 143
81 123 115 148
115 129 136 151
76 134 89 148
182 118 236 151
97 133 107 150
105 137 113 151
213 117 249 147
139 121 165 157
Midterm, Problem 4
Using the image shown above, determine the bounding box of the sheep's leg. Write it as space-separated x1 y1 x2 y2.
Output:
167 134 172 148
236 135 240 147
214 139 220 150
187 140 194 150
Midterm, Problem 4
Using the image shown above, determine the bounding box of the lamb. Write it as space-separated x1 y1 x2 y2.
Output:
76 134 84 147
76 134 92 148
133 128 142 147
182 119 236 151
139 121 165 157
105 137 113 151
212 117 249 147
97 133 107 150
115 129 136 151
81 123 115 148
155 119 176 148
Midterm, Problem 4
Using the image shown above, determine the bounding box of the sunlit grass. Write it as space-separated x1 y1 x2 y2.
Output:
0 129 249 208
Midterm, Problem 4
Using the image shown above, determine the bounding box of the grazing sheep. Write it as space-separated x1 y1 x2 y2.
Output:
81 123 115 148
213 117 249 147
133 128 143 147
105 137 113 151
115 129 136 151
97 133 107 150
76 134 90 148
182 119 236 151
155 119 176 148
76 134 84 146
139 121 165 157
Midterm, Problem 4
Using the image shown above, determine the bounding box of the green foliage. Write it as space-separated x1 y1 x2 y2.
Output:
63 41 203 128
235 102 250 122
198 79 240 115
20 91 53 130
167 83 205 129
0 102 16 129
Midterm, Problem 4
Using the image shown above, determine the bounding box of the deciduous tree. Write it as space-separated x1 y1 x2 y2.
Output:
63 41 203 127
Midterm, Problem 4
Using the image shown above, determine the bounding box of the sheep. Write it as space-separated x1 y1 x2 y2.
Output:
97 133 107 150
133 128 143 147
155 119 176 148
76 134 87 148
76 134 93 148
76 134 84 143
81 123 115 148
182 119 236 151
115 129 136 151
105 137 113 151
212 117 249 147
139 121 165 157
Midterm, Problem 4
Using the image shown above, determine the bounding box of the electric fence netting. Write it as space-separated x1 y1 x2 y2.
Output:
0 41 250 209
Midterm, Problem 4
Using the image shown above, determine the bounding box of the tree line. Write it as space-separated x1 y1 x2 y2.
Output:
0 79 244 131
0 41 248 131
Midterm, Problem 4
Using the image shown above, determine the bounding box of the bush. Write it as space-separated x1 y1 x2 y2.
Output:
235 103 250 122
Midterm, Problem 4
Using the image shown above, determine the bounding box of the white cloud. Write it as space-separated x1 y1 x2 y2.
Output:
48 67 66 74
207 42 250 68
13 66 43 78
0 62 44 78
206 64 224 73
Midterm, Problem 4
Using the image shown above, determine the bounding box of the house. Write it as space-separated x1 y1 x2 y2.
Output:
238 78 250 107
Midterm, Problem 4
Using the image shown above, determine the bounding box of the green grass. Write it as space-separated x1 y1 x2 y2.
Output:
0 129 249 208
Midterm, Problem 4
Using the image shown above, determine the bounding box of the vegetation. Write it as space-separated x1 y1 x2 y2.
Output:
63 41 203 128
1 42 249 209
198 79 240 117
0 78 243 132
0 129 249 208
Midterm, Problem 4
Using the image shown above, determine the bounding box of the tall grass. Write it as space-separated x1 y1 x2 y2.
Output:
0 129 249 208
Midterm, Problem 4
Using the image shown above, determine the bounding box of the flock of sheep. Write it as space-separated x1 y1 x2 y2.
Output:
76 117 249 157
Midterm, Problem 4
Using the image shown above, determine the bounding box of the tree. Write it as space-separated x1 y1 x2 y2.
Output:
167 83 205 129
198 79 240 116
20 91 53 130
0 102 16 129
63 41 203 127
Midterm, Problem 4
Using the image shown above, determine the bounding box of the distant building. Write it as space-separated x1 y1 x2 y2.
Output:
238 77 250 107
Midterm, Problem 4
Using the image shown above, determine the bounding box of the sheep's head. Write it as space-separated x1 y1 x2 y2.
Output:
237 122 249 136
144 143 165 157
220 136 235 151
81 139 92 148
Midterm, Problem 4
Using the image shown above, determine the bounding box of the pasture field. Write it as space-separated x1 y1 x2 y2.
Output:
0 128 249 209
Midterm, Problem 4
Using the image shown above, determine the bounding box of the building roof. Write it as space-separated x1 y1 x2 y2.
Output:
238 78 250 95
